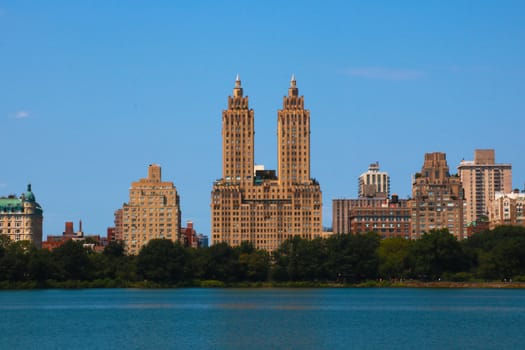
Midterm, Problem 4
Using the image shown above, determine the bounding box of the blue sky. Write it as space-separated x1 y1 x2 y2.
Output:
1 1 524 238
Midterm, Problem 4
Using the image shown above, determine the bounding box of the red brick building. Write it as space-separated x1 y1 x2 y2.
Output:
333 195 411 238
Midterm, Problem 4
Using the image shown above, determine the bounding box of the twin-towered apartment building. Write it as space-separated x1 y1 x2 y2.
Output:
210 76 322 251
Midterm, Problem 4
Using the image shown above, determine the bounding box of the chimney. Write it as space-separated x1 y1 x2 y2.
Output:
391 194 399 204
65 222 74 236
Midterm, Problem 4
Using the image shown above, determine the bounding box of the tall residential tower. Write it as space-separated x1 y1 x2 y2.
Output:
410 152 466 239
222 75 255 186
458 149 512 225
119 164 181 255
211 76 322 251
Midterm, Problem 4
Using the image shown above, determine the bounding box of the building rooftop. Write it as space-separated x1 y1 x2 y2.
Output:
0 197 23 211
0 184 42 213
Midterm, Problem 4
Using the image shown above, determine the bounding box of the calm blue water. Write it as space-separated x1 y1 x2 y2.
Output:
1 288 524 349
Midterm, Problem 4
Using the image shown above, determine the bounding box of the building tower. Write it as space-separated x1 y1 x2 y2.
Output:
457 149 512 225
0 184 43 248
278 75 310 185
222 75 255 186
120 164 181 254
211 76 322 251
358 162 390 198
410 152 466 239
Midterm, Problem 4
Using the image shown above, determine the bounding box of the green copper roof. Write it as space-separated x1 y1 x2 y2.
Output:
0 197 23 212
24 184 36 202
0 184 42 213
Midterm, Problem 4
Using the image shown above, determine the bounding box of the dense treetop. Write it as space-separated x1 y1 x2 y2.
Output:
1 226 525 288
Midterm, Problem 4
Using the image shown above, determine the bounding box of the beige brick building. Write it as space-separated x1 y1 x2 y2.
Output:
458 149 512 225
119 164 181 255
489 191 525 228
211 76 322 251
0 184 43 247
410 152 466 240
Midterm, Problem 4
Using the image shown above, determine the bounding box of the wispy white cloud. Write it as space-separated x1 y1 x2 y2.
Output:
343 67 426 80
0 183 6 188
11 110 30 119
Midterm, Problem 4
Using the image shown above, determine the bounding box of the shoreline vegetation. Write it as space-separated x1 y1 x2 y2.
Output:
2 280 525 290
2 226 525 290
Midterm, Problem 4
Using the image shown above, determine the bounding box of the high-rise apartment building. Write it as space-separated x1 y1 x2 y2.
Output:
358 162 390 198
120 164 181 255
0 184 43 247
113 208 123 241
211 76 322 251
410 152 466 240
458 149 512 225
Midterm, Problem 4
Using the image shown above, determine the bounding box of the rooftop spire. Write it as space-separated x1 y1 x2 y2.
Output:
235 74 241 88
288 74 298 97
233 74 243 97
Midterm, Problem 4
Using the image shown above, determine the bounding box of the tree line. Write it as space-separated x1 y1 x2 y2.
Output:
1 226 525 288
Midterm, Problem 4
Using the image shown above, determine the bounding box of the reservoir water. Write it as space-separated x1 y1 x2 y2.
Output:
1 288 524 349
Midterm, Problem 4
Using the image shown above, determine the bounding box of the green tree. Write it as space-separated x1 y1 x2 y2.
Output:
0 235 11 255
464 226 525 280
52 240 91 281
28 248 57 284
115 255 137 282
0 240 34 281
88 253 112 280
94 241 129 282
270 239 293 281
244 250 270 281
409 229 469 280
198 243 240 282
136 239 187 283
103 241 125 258
271 236 321 281
378 237 412 279
236 242 270 282
490 239 525 280
323 233 380 283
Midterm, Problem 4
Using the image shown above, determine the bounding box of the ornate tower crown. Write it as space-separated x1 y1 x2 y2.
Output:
233 74 243 97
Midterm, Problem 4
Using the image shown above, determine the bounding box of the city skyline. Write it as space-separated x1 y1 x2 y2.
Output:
1 1 524 238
